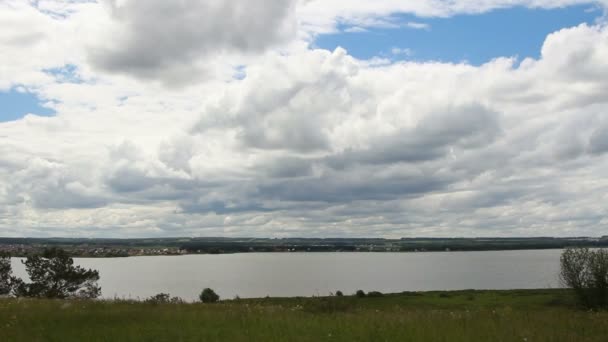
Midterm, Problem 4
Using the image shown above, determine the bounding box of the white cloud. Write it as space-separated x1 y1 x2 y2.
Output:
344 26 369 33
88 0 297 86
0 1 608 237
391 47 413 56
406 22 430 30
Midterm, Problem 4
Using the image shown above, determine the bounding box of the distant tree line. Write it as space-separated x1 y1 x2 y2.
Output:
5 236 607 257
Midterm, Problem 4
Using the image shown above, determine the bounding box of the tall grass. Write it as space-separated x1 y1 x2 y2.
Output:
1 289 607 341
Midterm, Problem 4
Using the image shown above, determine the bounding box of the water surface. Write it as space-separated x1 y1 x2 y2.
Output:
11 249 562 301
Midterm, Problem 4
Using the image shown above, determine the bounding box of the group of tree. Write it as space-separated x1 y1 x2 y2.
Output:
0 248 100 299
560 247 608 309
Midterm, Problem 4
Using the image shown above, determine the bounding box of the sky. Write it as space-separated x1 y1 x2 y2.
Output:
0 0 607 238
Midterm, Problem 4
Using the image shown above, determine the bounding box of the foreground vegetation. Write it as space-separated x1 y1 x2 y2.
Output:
1 289 608 341
2 247 607 340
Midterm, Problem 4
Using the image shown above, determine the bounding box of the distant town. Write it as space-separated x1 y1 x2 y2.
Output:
1 236 607 257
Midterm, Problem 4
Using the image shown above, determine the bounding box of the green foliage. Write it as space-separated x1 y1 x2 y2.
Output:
560 248 608 308
144 293 184 304
14 248 101 299
355 289 366 298
367 291 383 297
1 289 607 341
199 288 219 303
335 290 343 297
302 297 354 313
0 252 13 296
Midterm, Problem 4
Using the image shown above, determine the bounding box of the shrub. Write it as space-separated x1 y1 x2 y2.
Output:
199 288 220 303
335 290 343 297
145 293 184 304
367 291 384 297
355 290 366 298
560 248 608 308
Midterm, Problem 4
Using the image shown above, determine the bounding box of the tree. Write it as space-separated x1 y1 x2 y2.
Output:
199 288 219 303
0 252 13 296
560 248 608 308
14 248 101 299
355 290 366 298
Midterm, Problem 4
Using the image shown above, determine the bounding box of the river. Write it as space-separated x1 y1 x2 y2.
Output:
11 249 563 301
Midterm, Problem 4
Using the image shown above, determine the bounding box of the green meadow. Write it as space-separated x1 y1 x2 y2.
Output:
1 289 607 341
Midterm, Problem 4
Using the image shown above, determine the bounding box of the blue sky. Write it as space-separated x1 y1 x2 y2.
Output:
0 64 80 122
0 89 55 122
315 5 602 64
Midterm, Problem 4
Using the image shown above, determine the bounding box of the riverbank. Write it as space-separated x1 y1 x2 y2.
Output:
1 289 606 341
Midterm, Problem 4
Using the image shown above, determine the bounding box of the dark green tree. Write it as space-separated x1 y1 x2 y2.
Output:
0 252 14 296
199 288 219 303
14 248 101 299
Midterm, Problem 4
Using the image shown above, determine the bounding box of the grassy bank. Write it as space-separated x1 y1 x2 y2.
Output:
1 289 607 341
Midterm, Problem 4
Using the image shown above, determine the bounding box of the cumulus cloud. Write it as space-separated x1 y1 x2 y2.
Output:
1 1 608 237
88 0 297 85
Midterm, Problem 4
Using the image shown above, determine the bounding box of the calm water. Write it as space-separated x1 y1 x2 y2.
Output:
11 249 562 301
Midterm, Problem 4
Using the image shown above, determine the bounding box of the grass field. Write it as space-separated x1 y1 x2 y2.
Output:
1 289 607 341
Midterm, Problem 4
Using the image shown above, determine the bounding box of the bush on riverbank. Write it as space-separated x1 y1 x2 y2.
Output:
144 293 185 304
560 248 608 308
199 288 220 303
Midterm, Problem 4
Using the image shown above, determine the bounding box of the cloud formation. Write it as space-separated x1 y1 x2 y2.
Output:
88 0 296 85
0 1 607 237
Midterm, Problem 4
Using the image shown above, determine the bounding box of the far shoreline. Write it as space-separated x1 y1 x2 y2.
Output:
2 236 606 258
4 246 590 259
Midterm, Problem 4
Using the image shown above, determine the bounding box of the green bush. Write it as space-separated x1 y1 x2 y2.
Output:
560 248 608 308
367 291 384 297
355 290 366 298
199 288 220 303
144 293 184 304
335 290 343 297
